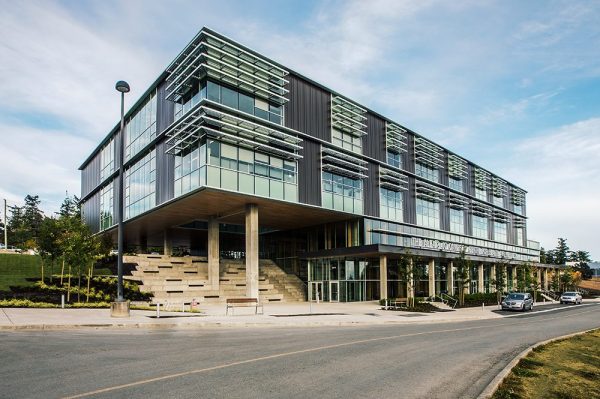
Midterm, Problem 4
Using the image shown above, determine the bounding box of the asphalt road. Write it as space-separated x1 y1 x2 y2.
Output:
1 303 599 399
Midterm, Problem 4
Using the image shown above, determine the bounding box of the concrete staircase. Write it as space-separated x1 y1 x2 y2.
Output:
124 254 306 305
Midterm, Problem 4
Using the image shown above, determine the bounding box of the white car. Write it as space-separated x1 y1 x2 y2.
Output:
560 292 583 305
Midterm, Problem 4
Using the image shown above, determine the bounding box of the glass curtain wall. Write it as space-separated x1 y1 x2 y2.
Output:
99 183 113 230
387 258 407 299
470 265 479 294
125 91 157 161
413 261 429 297
322 171 363 214
449 208 465 234
332 129 362 154
416 198 440 229
435 262 448 295
472 215 488 239
494 221 507 243
415 162 439 183
125 149 156 219
100 137 115 181
380 188 403 222
308 258 379 302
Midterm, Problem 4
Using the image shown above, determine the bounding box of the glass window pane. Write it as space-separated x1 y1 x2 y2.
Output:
207 81 220 102
239 93 254 115
221 86 238 109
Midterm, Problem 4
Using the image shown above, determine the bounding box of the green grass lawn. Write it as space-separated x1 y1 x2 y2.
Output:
0 253 112 292
493 329 600 398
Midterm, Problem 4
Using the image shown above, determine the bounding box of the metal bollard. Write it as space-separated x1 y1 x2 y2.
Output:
482 302 485 311
156 303 160 318
61 294 65 309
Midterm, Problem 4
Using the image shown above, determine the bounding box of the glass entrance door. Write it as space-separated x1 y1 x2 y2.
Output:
309 282 323 302
329 281 339 302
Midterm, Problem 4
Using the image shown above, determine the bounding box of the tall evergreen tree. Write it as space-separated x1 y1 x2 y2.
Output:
554 238 570 265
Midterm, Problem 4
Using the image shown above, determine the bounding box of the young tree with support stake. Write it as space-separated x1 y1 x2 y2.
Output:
491 258 507 304
453 248 471 307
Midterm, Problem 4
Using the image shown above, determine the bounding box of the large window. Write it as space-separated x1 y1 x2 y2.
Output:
415 162 439 183
380 188 403 222
516 227 524 246
332 129 362 154
513 204 523 215
175 80 283 125
202 140 297 202
174 143 201 197
322 171 363 214
449 177 463 192
100 138 115 181
99 183 113 230
125 149 156 219
475 188 487 201
493 196 503 207
449 208 465 235
416 198 440 229
494 221 507 243
125 92 157 161
472 215 488 239
386 151 401 168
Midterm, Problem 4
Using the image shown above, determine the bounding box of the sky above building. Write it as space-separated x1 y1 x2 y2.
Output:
0 0 598 258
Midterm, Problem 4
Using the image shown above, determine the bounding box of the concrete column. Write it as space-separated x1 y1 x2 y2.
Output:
163 229 173 256
490 264 497 293
543 268 549 290
379 255 388 300
447 261 454 296
208 217 220 290
478 263 484 293
513 266 518 291
503 266 508 292
536 268 541 289
245 204 259 298
428 259 435 298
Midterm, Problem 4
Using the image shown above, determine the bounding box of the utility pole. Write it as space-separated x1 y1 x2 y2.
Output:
3 199 7 249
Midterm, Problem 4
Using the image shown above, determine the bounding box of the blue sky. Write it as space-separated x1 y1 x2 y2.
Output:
0 0 598 258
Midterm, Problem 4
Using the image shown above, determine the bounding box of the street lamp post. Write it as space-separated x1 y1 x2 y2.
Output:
111 80 131 318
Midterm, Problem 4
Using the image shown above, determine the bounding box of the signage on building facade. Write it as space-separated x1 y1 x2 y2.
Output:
410 237 520 260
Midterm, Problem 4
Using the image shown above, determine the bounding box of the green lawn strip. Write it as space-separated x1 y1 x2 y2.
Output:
0 254 42 291
493 329 600 399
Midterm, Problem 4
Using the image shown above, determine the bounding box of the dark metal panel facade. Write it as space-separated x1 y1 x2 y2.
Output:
157 80 174 134
298 139 322 206
156 139 174 205
405 133 416 174
363 163 379 217
440 189 450 231
363 113 386 162
82 191 100 234
81 152 100 198
285 74 331 141
406 176 416 224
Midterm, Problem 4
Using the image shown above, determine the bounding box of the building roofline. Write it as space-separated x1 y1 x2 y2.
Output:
78 26 528 193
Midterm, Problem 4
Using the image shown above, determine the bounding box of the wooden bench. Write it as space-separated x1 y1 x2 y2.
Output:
226 298 263 315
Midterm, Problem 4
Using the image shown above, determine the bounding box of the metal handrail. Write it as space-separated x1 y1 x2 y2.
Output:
440 293 458 309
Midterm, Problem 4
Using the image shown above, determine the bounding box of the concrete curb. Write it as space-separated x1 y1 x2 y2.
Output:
0 315 503 331
476 328 598 399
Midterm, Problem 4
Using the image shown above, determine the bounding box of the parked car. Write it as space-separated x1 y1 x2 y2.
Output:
560 292 583 305
501 292 534 311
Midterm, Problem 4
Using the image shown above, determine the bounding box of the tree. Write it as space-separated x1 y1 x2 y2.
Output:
570 250 593 280
37 217 61 284
554 238 570 265
516 262 534 292
559 267 573 292
453 249 471 307
491 258 507 303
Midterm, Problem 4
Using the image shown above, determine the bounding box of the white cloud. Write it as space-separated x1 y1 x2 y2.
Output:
498 118 600 259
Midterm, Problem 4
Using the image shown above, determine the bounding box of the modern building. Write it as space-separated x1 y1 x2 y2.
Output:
80 27 558 303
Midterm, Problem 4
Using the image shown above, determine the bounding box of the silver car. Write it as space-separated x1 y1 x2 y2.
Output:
560 292 583 305
501 293 534 311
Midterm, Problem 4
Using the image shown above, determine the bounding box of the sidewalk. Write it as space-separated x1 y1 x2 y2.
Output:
0 300 595 331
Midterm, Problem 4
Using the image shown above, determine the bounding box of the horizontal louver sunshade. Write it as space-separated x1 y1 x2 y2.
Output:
513 218 527 228
330 95 367 137
379 166 408 191
164 102 302 160
165 30 289 104
415 181 445 202
474 168 491 190
471 201 492 217
493 210 510 223
492 177 508 198
510 187 526 205
386 122 408 153
414 137 444 168
448 154 468 179
321 147 367 179
448 193 469 210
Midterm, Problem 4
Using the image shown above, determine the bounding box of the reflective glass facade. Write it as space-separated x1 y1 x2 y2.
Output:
416 198 440 229
449 208 465 235
472 215 488 239
332 129 362 154
379 188 403 223
100 183 113 230
322 171 363 214
415 162 439 183
125 149 156 219
125 92 157 161
448 177 463 192
386 151 401 168
100 138 115 181
494 221 507 243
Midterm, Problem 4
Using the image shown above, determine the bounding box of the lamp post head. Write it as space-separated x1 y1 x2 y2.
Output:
115 80 130 93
